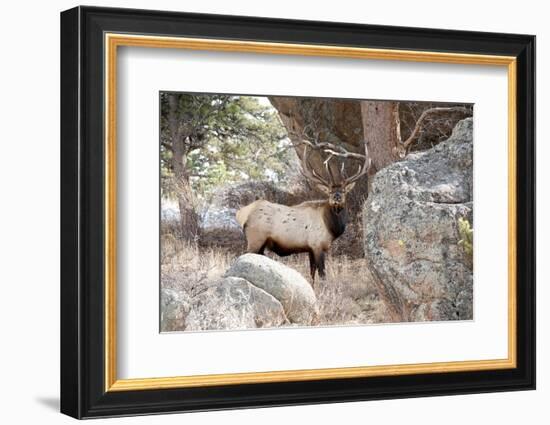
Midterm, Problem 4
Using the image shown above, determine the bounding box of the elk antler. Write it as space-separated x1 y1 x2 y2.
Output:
323 155 337 186
300 145 333 191
295 121 369 191
341 139 371 188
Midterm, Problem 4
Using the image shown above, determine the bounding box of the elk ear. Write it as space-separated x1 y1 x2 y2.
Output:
315 184 331 195
344 182 356 193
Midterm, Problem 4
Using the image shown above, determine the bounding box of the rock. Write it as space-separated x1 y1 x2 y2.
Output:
185 277 288 331
362 118 474 322
161 200 180 223
226 254 318 325
160 288 190 332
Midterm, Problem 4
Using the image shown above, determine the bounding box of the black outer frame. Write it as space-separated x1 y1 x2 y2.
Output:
60 5 536 419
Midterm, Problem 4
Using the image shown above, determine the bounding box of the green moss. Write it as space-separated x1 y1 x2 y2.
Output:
458 217 473 260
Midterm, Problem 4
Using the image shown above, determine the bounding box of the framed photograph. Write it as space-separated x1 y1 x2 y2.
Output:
60 6 535 419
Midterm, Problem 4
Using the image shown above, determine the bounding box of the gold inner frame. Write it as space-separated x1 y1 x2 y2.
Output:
104 33 517 392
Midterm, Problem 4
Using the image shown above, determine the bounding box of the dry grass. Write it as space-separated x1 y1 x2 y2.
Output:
161 239 390 330
161 237 233 297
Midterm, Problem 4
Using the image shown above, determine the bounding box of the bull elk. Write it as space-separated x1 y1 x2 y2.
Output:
236 141 370 285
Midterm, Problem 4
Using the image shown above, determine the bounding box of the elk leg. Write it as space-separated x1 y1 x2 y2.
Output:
316 251 326 279
308 251 317 284
258 242 267 255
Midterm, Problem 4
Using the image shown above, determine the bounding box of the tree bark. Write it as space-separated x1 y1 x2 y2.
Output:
167 94 199 242
360 101 402 175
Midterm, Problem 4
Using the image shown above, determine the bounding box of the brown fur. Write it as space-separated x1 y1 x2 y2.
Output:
236 195 349 284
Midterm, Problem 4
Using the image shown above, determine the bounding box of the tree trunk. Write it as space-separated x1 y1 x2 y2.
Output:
167 94 200 242
172 148 200 243
360 101 402 175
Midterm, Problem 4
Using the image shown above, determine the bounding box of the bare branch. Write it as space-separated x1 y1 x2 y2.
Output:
318 148 367 160
402 106 472 149
290 139 367 160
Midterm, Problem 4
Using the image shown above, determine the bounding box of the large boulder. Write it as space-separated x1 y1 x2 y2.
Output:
185 277 288 331
362 118 474 322
226 254 318 325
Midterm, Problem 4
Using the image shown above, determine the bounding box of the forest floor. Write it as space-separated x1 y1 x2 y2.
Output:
161 239 390 330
